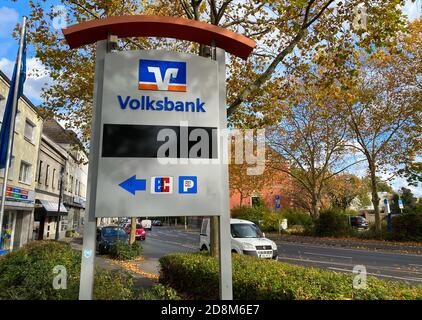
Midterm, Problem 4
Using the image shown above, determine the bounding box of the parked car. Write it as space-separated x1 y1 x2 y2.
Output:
124 223 146 240
350 216 369 229
200 218 278 259
141 219 152 231
96 226 128 255
152 220 163 226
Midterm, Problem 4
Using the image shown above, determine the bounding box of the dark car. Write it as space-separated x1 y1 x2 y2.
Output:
152 220 163 226
350 216 369 229
96 226 128 254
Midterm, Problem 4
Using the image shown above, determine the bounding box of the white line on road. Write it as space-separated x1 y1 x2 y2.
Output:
278 256 422 275
303 251 352 259
276 241 422 257
328 267 422 283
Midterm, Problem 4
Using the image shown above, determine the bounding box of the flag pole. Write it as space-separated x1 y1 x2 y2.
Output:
0 16 27 250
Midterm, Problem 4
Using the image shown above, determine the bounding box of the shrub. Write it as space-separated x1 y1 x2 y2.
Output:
231 206 266 224
109 240 142 260
282 208 313 227
0 240 134 300
159 253 422 300
261 211 279 232
313 208 350 237
392 213 422 242
138 284 180 300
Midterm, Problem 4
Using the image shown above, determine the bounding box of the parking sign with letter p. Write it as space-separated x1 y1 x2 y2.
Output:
179 176 197 194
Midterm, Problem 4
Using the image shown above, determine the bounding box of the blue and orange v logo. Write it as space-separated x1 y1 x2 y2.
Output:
139 59 187 92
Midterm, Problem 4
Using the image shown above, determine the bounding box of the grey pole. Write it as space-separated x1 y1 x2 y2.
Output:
54 167 64 240
216 47 233 300
0 16 27 249
78 40 107 300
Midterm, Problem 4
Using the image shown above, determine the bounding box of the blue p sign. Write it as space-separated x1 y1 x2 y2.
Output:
179 176 197 194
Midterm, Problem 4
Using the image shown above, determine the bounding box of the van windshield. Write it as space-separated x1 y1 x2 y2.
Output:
231 223 263 238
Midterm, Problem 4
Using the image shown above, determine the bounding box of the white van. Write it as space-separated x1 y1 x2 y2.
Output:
199 218 278 259
141 219 152 231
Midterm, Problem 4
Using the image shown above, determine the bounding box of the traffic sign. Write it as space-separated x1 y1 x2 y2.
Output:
398 199 404 209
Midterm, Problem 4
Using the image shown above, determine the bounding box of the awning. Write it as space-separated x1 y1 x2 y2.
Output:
37 200 68 216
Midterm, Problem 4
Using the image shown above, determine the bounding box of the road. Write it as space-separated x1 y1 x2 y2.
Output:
143 226 422 285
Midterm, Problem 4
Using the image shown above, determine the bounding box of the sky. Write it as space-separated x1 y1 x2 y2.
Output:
0 0 421 196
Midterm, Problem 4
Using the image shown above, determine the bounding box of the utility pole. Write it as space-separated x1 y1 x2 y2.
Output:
55 167 65 240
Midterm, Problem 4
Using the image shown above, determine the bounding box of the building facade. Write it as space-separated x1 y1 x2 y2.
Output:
41 119 88 237
0 70 43 251
34 134 68 240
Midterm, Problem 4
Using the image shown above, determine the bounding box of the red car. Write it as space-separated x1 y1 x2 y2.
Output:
124 223 146 240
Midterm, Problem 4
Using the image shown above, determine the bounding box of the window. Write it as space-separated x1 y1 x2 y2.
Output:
52 169 56 189
37 160 42 183
251 196 261 207
45 165 50 186
0 156 15 180
0 94 5 120
19 161 32 184
24 119 35 141
70 176 74 193
60 219 67 232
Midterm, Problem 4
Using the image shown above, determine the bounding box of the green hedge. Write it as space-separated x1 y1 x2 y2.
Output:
0 240 134 300
159 253 422 300
313 208 350 237
282 208 313 227
392 213 422 241
109 240 143 260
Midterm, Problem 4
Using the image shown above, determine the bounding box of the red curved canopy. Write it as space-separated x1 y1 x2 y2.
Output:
62 15 256 60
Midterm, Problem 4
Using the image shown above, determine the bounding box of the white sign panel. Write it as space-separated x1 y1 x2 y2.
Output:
94 50 222 217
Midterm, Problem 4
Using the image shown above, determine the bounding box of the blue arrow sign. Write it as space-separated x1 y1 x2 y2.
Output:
119 175 147 195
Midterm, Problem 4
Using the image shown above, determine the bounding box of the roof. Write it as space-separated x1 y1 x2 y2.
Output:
62 15 256 60
0 69 43 117
42 119 88 157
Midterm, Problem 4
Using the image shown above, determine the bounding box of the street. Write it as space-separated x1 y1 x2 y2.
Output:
143 226 422 285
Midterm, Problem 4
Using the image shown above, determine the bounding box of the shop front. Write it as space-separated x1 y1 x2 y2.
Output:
34 199 68 240
0 184 35 254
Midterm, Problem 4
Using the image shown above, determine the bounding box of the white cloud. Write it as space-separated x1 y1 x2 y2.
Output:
402 0 422 21
0 7 19 38
0 57 53 103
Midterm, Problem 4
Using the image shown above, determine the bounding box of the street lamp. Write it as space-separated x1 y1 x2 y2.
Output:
55 167 65 240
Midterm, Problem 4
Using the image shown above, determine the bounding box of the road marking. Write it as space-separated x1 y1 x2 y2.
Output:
328 267 422 283
275 241 422 257
277 256 422 275
409 264 422 267
303 251 352 259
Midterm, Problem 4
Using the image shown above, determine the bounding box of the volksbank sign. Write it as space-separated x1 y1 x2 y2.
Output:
95 50 222 217
117 95 206 112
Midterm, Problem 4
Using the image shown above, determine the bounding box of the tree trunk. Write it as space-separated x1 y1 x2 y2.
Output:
210 216 220 257
311 192 319 218
369 164 381 233
129 217 137 245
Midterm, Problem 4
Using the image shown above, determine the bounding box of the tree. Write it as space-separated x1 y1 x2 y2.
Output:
267 75 362 217
340 19 422 232
325 173 368 210
22 0 411 142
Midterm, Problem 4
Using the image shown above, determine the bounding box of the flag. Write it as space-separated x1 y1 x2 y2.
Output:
0 29 26 169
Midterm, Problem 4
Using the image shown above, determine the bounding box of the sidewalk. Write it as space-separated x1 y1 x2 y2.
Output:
63 237 159 290
267 233 422 254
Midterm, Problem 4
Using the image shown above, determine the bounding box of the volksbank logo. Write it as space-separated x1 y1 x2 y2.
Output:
118 95 206 113
139 59 187 92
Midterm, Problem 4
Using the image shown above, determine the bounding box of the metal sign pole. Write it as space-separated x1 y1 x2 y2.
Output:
79 40 107 300
216 47 233 300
